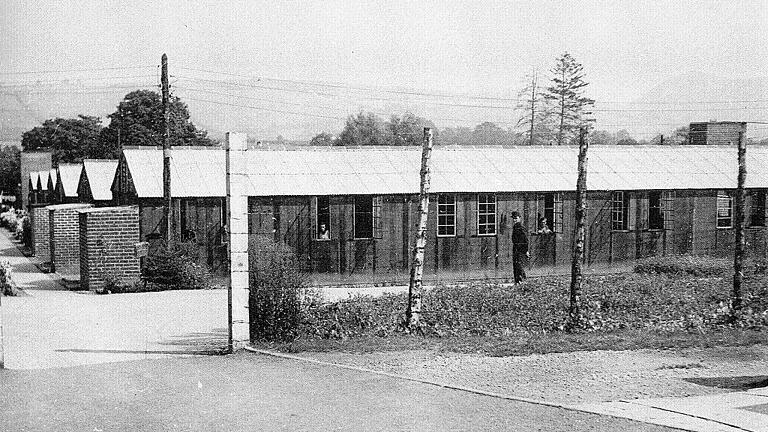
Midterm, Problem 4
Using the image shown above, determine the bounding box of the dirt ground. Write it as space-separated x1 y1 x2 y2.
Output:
295 344 768 405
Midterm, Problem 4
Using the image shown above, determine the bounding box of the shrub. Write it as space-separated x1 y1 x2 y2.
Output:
0 261 19 296
142 241 211 290
634 255 731 278
249 236 317 342
21 214 31 246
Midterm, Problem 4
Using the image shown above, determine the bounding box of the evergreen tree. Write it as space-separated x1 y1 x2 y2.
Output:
543 53 595 145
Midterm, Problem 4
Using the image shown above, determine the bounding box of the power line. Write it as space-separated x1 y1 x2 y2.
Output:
176 66 768 106
173 86 343 112
182 96 344 120
0 65 156 75
0 75 158 88
176 75 768 113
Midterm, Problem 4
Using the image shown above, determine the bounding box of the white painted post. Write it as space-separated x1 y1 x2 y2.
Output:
225 132 250 349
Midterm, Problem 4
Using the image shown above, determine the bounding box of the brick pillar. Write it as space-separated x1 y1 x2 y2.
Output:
48 203 93 275
30 204 51 261
79 206 141 291
226 132 250 347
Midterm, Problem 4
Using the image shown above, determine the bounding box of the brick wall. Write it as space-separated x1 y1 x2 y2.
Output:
79 206 140 291
48 203 93 275
30 204 51 261
689 122 747 145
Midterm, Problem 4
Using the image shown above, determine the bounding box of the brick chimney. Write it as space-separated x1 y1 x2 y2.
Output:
688 121 747 145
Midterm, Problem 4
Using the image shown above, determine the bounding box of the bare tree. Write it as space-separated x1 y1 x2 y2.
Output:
517 70 540 146
569 128 588 328
406 128 433 331
733 130 747 315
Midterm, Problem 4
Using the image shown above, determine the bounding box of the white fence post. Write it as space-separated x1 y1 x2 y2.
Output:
225 132 250 348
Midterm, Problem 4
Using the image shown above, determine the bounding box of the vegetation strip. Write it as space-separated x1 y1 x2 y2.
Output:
242 345 708 432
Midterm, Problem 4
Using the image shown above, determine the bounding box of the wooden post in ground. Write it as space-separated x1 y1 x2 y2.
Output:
0 293 4 369
569 128 588 327
161 53 173 248
733 130 747 313
406 127 433 330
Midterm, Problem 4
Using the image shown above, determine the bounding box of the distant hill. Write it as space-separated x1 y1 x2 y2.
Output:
2 73 767 144
595 73 768 140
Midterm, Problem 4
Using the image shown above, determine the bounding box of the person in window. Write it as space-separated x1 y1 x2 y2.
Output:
318 223 330 240
511 211 529 284
536 214 552 235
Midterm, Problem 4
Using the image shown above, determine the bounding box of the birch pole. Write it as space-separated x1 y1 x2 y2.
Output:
733 130 746 313
569 128 588 327
406 127 433 330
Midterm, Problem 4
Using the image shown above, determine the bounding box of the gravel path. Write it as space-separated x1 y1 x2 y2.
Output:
296 345 768 404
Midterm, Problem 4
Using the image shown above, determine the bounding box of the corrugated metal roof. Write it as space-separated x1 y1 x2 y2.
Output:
243 145 768 196
122 147 225 198
81 159 119 201
57 164 82 198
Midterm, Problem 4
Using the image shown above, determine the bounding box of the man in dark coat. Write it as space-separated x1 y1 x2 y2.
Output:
511 211 529 284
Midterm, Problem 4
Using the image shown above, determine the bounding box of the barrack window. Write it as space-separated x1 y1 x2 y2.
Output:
437 194 456 237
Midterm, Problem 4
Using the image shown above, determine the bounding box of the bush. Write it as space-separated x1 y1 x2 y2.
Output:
0 261 19 296
249 236 317 342
142 241 211 290
21 214 31 246
634 255 731 278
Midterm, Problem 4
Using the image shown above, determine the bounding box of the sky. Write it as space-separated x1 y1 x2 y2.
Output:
1 1 767 140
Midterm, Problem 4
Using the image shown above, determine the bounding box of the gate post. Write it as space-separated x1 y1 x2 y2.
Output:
226 132 250 349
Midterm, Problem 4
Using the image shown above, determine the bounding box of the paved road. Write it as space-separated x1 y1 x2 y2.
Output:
0 231 228 369
0 353 676 432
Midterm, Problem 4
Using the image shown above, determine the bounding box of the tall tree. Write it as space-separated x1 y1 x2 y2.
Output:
21 115 106 163
472 122 508 146
543 53 595 145
385 112 436 146
100 90 216 150
336 112 386 146
516 70 553 145
0 146 21 198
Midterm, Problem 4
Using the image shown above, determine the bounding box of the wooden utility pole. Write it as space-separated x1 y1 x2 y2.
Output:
161 53 173 247
406 127 433 330
528 70 537 147
733 130 747 313
569 128 588 327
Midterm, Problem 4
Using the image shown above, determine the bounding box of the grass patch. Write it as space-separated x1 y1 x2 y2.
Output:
255 261 768 356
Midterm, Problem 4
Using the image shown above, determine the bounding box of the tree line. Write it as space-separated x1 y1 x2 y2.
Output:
20 90 216 165
312 52 597 147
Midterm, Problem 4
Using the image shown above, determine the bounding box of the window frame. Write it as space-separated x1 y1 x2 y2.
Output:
537 192 564 234
750 189 766 228
648 190 664 230
437 194 457 237
477 193 497 236
611 191 630 231
353 195 376 239
716 191 733 229
313 196 332 241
